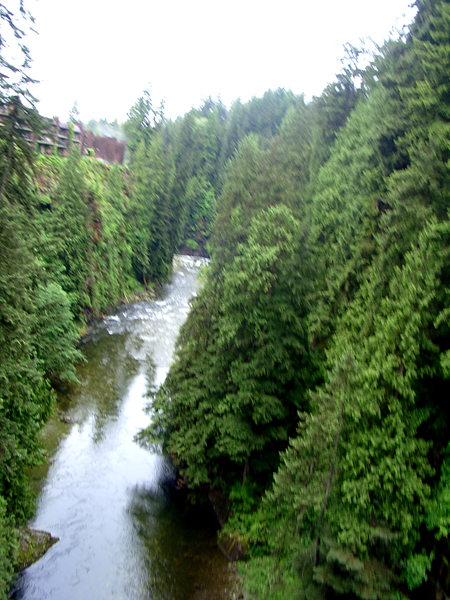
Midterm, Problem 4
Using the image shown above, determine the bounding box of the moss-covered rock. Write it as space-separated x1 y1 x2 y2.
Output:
15 528 59 571
217 531 249 562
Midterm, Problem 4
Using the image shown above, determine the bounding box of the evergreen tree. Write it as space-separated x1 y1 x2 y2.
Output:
33 282 83 382
128 132 174 283
145 132 174 281
140 147 319 501
0 0 42 203
264 219 450 599
49 146 91 317
218 89 300 175
96 163 134 304
308 72 362 181
0 204 54 521
124 87 163 160
0 7 55 594
0 497 16 600
183 175 216 250
306 79 408 345
0 95 42 207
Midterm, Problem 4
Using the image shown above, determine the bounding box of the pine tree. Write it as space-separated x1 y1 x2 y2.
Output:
308 72 362 181
33 282 83 382
0 497 16 600
0 1 43 208
266 219 450 598
0 204 54 521
306 76 409 345
49 145 91 317
145 132 174 281
123 87 162 160
100 163 134 301
128 132 174 283
140 179 319 496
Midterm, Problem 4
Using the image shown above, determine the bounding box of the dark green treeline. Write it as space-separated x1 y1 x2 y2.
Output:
139 0 450 598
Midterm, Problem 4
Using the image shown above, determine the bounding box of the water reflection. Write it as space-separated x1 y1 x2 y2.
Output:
75 332 144 443
13 257 230 600
127 485 230 600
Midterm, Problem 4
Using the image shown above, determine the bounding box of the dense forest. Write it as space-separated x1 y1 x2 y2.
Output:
139 0 450 598
2 0 450 598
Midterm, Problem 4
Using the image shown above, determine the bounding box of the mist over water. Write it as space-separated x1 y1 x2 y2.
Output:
12 256 230 600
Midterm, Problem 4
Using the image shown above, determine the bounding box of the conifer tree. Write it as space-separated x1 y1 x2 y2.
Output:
0 496 16 600
0 95 42 207
183 175 216 249
0 1 43 208
50 146 91 317
123 88 162 160
33 282 83 382
92 163 127 307
308 72 362 181
128 132 174 283
145 132 174 281
140 149 319 496
266 220 450 599
0 204 54 521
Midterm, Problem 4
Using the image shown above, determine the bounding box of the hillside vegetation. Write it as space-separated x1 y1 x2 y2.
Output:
2 0 450 598
139 1 450 598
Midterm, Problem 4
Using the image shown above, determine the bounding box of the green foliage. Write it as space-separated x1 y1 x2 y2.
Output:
266 218 449 597
128 133 174 283
0 497 17 600
0 203 55 521
123 87 163 160
308 72 362 180
244 555 316 600
166 101 224 251
33 282 84 382
0 94 43 207
426 443 450 540
184 238 198 250
183 175 216 245
0 9 60 591
48 146 91 316
35 152 139 314
306 82 404 344
139 144 320 505
0 1 41 209
222 479 263 539
219 89 301 171
405 550 434 590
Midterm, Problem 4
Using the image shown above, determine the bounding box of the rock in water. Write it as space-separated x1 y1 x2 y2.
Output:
217 531 249 562
16 527 59 571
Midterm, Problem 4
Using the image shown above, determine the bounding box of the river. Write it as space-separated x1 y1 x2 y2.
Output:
12 255 232 600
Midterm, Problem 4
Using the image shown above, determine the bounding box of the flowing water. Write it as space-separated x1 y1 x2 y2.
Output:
12 256 232 600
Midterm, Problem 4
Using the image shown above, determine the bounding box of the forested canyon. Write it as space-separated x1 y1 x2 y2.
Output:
2 0 450 598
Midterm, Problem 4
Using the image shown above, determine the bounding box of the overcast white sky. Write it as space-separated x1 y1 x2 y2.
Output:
16 0 416 123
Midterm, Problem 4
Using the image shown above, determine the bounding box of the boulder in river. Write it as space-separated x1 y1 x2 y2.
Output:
217 531 249 562
59 412 76 424
16 527 59 571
